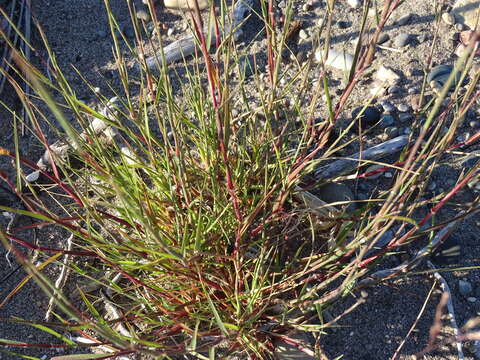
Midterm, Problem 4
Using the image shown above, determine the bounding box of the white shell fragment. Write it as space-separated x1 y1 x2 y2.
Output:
375 65 400 84
25 170 40 183
316 48 354 72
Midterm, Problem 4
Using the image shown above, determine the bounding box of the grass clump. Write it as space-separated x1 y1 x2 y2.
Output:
0 0 479 359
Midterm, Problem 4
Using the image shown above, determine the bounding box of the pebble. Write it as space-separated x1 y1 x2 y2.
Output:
459 280 473 296
469 120 479 128
399 113 413 123
403 127 411 135
393 33 410 47
375 65 400 84
317 48 354 72
164 0 209 10
167 27 174 36
347 0 361 8
388 85 401 94
427 64 461 89
380 114 395 127
397 103 410 112
467 297 477 303
302 3 311 11
442 12 456 25
299 29 309 40
316 183 357 213
380 101 395 113
377 33 390 44
407 88 417 95
351 106 382 128
454 23 464 31
428 181 437 191
384 172 393 178
385 126 399 138
136 9 150 22
396 13 412 26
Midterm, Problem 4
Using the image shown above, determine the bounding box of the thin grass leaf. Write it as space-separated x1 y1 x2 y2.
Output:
0 253 62 308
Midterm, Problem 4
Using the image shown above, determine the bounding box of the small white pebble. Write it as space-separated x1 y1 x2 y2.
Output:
467 297 477 303
384 172 393 178
167 27 174 36
347 0 361 8
25 170 40 183
299 29 309 40
441 12 456 26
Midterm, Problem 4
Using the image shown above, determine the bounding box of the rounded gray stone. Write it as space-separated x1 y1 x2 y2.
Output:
316 183 357 213
393 33 410 47
136 9 150 22
459 279 473 297
385 126 399 138
378 33 390 44
380 114 395 127
388 85 401 94
427 65 461 88
396 13 412 26
381 101 395 113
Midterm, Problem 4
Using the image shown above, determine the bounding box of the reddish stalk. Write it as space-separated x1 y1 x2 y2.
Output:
265 0 275 86
5 233 96 256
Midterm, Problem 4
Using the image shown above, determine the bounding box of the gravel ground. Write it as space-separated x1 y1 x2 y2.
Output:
0 0 479 359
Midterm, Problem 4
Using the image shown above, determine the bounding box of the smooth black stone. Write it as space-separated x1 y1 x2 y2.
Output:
351 106 382 129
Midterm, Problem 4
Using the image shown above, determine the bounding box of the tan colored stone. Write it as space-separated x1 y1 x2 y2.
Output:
164 0 209 10
452 0 480 29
